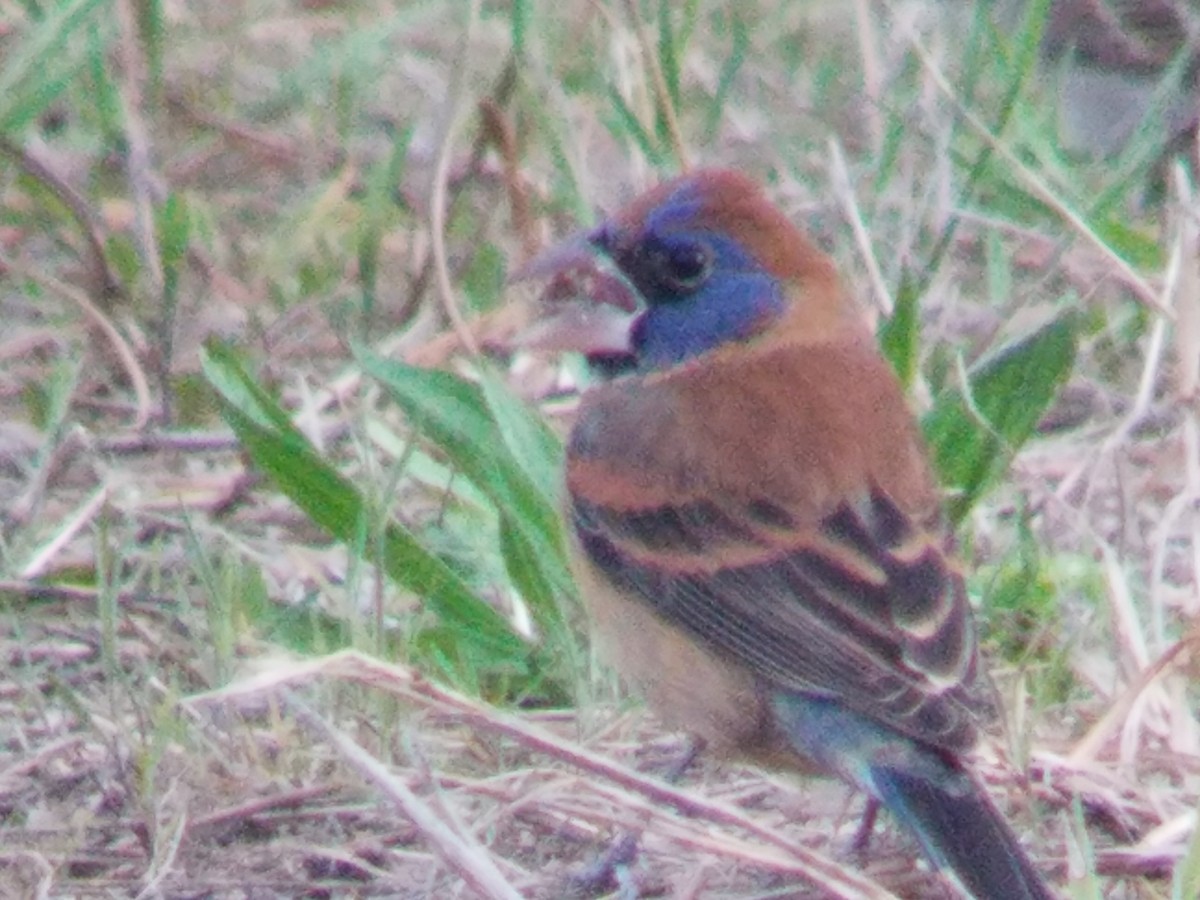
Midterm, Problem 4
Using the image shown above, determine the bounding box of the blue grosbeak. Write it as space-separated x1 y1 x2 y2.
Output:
516 169 1055 899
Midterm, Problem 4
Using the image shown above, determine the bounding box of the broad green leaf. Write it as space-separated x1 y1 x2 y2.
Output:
924 313 1076 523
878 269 920 389
476 366 564 508
477 367 579 672
201 343 527 677
358 353 565 556
358 352 579 668
984 230 1011 311
1090 215 1163 271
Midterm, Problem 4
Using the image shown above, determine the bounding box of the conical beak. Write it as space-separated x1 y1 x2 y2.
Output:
509 227 642 356
507 229 600 285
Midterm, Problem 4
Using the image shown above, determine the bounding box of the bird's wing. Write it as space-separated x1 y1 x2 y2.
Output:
569 481 987 751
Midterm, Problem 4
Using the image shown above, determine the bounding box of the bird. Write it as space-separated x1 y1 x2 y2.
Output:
513 168 1056 899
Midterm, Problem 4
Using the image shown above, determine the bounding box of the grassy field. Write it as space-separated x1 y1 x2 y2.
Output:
1 0 1198 897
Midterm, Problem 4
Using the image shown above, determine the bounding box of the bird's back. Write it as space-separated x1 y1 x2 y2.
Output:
567 328 996 758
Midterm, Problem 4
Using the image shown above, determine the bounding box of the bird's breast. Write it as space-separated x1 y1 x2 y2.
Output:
567 534 775 755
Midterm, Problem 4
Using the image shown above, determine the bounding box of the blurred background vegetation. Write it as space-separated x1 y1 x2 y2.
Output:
1 0 1198 896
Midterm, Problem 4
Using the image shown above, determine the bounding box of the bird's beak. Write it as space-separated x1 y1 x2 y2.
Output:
508 227 642 356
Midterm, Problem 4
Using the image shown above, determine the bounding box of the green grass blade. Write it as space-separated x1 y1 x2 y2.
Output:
704 13 747 138
605 83 666 166
0 0 112 134
878 268 920 389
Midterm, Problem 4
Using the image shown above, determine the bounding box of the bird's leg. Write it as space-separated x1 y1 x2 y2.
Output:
662 734 705 781
851 796 880 856
565 831 640 898
565 736 706 898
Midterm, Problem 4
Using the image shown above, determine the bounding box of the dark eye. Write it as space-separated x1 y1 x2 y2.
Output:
652 238 712 292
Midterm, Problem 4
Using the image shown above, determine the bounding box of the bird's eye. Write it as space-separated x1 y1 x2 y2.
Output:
652 238 712 293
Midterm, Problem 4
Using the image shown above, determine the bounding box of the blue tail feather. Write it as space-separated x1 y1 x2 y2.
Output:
871 760 1054 900
771 693 1055 899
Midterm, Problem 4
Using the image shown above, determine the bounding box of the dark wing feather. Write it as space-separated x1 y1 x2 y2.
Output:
571 486 991 752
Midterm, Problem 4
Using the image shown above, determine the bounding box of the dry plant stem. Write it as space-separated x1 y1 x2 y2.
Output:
1097 535 1177 764
898 12 1169 317
852 0 884 155
136 788 187 900
289 844 397 885
283 692 524 900
0 736 85 785
618 0 689 171
580 777 881 886
0 579 175 608
429 0 484 358
829 138 892 316
19 484 109 580
1147 163 1200 653
402 56 519 355
1173 159 1200 399
1036 480 1185 753
1102 542 1153 676
1159 160 1200 754
1058 162 1200 763
9 851 54 899
94 430 241 454
1054 312 1169 504
190 652 899 900
409 55 514 328
0 253 152 430
1067 631 1200 764
186 244 259 309
404 684 892 899
480 97 538 263
253 58 520 419
322 58 517 379
1133 805 1199 854
187 786 340 835
6 424 84 527
567 736 702 895
0 137 121 300
1094 847 1179 879
115 0 169 425
164 90 303 170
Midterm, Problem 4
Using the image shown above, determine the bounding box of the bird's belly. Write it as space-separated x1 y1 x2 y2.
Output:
571 552 769 756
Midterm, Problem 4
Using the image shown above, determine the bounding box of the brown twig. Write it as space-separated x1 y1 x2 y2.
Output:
115 0 168 425
480 97 537 263
428 0 485 358
0 251 152 432
618 0 689 171
0 136 122 302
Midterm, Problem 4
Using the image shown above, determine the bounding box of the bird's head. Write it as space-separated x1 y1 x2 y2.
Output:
513 169 850 375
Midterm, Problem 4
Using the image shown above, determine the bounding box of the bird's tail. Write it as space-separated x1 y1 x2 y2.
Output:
871 760 1054 900
771 694 1054 899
